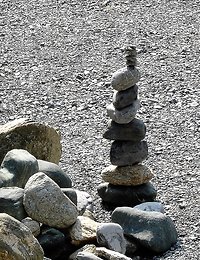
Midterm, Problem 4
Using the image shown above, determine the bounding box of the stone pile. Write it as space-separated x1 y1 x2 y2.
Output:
98 46 157 206
0 148 177 259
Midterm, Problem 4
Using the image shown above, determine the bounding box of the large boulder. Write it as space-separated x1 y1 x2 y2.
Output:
111 207 178 254
23 172 78 228
0 187 27 220
0 118 61 164
0 149 39 188
0 213 44 259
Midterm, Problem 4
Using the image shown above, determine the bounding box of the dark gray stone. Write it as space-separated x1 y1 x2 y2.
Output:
110 140 148 166
113 85 138 109
107 100 140 124
37 227 71 260
0 149 39 188
111 207 178 254
0 187 27 220
38 159 72 188
97 182 157 206
103 119 146 141
61 188 77 205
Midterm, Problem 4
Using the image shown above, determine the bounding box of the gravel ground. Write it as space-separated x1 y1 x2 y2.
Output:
1 0 199 259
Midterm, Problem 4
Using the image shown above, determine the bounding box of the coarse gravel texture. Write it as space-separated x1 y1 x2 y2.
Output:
0 0 199 259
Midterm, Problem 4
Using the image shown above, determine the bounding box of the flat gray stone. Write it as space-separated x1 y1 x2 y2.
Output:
23 172 78 228
134 202 164 213
110 141 148 166
107 100 140 124
77 252 102 260
96 223 126 254
0 149 39 188
113 85 138 109
38 159 72 188
97 182 157 206
0 187 27 220
103 119 146 141
111 66 141 91
111 207 178 254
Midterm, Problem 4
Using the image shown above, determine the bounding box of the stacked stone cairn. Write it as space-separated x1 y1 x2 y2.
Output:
97 46 157 206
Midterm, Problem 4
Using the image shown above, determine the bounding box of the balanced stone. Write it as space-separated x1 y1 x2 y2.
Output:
101 164 153 186
111 66 141 91
110 140 148 166
97 182 157 206
23 172 78 228
113 85 138 109
111 207 178 254
103 118 146 141
107 100 140 124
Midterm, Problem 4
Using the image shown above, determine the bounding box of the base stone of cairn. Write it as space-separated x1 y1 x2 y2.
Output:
98 46 157 206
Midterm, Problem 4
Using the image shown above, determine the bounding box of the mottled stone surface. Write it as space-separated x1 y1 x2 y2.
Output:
101 164 153 186
0 118 61 164
23 172 78 228
96 247 132 260
0 149 39 188
69 216 100 246
103 118 146 141
38 159 72 188
0 213 44 259
113 85 138 109
111 66 141 91
69 244 97 260
107 100 140 124
96 223 126 254
75 189 94 215
0 187 27 220
110 140 148 166
97 182 157 206
112 207 178 253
